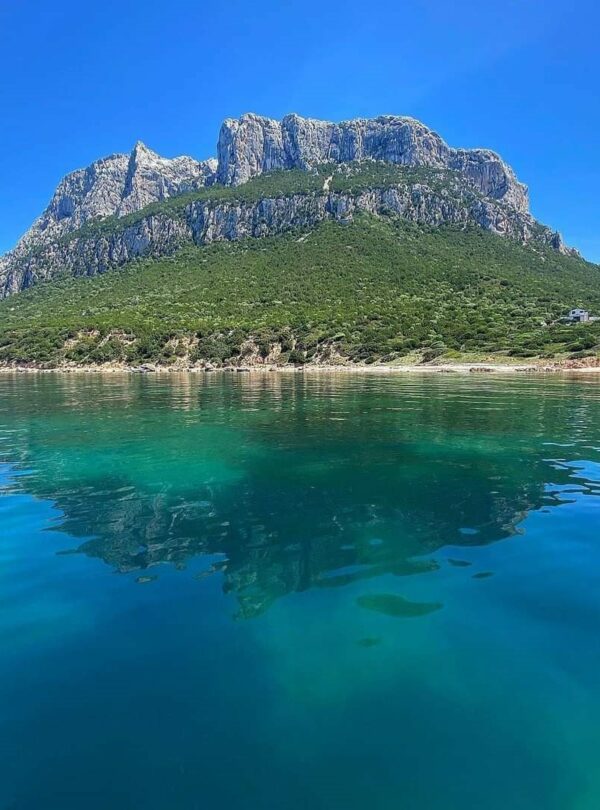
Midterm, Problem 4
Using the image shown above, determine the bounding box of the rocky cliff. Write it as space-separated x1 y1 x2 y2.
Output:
0 140 217 296
0 168 566 295
217 114 529 212
0 113 569 298
11 141 217 253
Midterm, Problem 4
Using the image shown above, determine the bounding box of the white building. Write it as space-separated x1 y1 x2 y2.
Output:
568 309 590 322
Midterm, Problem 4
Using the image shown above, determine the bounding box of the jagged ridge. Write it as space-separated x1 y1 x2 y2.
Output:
14 142 217 252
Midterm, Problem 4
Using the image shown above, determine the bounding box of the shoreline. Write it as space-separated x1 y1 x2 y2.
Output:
2 361 600 376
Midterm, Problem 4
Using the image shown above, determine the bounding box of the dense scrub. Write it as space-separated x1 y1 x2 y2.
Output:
1 216 599 367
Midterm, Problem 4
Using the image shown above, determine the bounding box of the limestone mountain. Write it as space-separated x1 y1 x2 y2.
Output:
216 113 528 213
0 113 575 299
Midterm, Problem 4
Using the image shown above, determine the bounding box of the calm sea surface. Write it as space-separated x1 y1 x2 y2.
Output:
1 372 599 809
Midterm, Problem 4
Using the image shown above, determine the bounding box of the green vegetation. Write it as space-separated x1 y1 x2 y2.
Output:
1 215 599 367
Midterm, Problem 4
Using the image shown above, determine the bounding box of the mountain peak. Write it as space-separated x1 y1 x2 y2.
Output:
130 141 155 157
5 144 217 257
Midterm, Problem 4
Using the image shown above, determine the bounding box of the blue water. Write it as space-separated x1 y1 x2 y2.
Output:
1 372 599 809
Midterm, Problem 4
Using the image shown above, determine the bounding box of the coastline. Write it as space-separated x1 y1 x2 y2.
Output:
2 360 600 376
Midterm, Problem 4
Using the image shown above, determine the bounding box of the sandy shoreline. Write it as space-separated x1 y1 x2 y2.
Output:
2 361 600 376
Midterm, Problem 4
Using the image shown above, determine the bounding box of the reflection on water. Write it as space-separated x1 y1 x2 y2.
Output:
1 372 600 810
1 372 599 618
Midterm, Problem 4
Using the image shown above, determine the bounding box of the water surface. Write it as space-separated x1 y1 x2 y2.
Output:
1 372 599 809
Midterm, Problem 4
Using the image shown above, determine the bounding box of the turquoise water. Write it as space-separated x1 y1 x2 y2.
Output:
1 372 600 809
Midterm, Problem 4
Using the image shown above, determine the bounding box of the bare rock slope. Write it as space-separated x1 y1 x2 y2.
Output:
14 142 217 252
217 113 528 213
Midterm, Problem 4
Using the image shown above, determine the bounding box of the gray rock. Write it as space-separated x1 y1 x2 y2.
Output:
11 142 217 254
217 113 528 212
117 142 216 217
0 141 216 295
0 174 569 296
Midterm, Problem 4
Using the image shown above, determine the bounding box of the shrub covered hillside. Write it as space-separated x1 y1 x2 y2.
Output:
0 215 599 367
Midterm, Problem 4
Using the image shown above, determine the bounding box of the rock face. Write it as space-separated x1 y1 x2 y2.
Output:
0 140 217 297
0 112 571 298
118 142 217 217
14 142 217 253
217 113 528 212
0 174 568 296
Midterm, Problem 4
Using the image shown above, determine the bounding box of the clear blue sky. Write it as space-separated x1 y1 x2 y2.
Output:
1 0 598 260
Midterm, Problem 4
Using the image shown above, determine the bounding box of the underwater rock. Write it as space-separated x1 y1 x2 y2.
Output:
356 593 442 618
357 637 382 648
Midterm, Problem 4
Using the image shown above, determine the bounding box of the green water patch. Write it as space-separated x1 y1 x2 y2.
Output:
315 558 439 589
356 593 443 618
356 637 382 647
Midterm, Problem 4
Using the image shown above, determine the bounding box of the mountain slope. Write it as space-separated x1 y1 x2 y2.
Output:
0 112 560 299
0 163 567 298
16 141 217 249
0 215 598 368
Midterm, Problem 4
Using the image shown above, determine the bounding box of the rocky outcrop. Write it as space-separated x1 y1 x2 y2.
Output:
12 142 217 254
217 113 529 212
0 175 566 295
118 142 217 217
0 140 217 297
